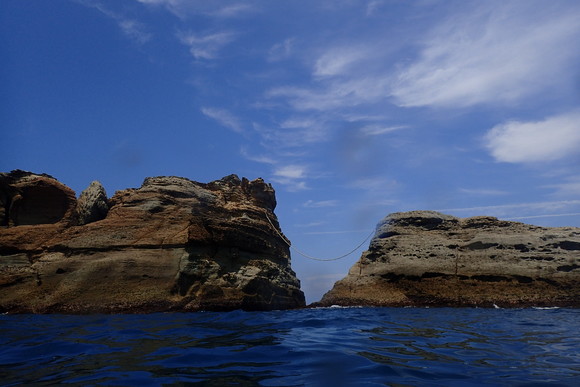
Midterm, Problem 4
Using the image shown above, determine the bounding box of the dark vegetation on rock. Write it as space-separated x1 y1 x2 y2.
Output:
316 211 580 308
0 170 305 313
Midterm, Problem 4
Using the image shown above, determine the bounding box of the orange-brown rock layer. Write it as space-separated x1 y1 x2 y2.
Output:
317 211 580 308
0 171 305 313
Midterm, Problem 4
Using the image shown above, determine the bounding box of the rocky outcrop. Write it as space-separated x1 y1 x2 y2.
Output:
75 181 109 225
0 170 305 313
318 211 580 308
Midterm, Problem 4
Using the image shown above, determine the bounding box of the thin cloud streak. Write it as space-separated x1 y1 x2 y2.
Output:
437 200 580 218
79 1 151 44
177 31 236 60
201 107 243 133
506 213 580 221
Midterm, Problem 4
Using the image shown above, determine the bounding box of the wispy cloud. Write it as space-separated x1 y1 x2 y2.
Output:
303 199 339 208
177 31 236 60
437 200 580 219
137 0 256 19
201 107 243 132
545 176 580 198
239 146 276 164
78 1 151 44
304 229 370 235
268 38 295 62
507 213 580 221
313 45 371 77
360 125 407 136
365 0 384 17
459 188 509 196
391 2 580 107
485 111 580 163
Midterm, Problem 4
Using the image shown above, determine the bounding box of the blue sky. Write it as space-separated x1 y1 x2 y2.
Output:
2 0 580 303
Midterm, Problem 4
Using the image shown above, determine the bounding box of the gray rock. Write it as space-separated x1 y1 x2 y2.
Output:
317 211 580 308
76 181 109 225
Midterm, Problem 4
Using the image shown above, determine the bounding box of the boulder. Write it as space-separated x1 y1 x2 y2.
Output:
75 181 109 225
317 211 580 308
0 171 305 313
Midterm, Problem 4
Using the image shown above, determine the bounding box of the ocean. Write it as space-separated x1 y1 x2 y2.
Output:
1 307 578 386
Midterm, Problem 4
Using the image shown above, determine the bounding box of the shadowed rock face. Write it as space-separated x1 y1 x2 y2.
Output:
317 211 580 308
0 171 304 313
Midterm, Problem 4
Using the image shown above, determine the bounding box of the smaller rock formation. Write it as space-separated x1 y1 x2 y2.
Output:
75 181 109 225
318 211 580 308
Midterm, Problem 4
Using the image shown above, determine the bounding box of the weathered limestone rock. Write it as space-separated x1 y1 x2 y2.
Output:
0 171 305 313
318 211 580 308
75 181 109 225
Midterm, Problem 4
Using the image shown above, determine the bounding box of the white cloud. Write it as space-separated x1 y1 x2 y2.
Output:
545 176 580 197
303 199 339 208
360 125 407 136
177 31 236 60
438 200 580 219
271 165 309 191
137 0 255 18
459 188 509 196
507 213 580 221
366 0 384 17
485 111 580 163
274 165 306 179
239 146 276 164
304 229 370 235
268 38 295 62
117 19 151 44
313 46 370 77
201 107 243 132
80 1 151 44
391 2 580 107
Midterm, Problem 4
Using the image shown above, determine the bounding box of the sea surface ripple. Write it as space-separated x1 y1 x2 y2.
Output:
1 307 579 386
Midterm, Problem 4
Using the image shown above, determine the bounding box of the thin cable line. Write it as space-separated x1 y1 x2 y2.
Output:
264 210 375 262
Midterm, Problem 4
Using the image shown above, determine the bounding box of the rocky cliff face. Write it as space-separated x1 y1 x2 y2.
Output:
318 211 580 307
0 170 305 313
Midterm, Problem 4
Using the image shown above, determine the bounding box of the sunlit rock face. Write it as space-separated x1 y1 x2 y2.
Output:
317 211 580 308
0 170 304 313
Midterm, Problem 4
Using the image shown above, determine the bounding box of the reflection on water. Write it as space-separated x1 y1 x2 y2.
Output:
1 308 579 386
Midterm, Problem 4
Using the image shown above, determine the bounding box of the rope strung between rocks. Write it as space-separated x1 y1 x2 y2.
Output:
264 210 375 262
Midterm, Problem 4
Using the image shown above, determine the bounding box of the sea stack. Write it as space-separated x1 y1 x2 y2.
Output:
0 170 305 313
318 211 580 307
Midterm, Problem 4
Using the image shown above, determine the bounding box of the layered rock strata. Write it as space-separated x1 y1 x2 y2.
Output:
0 170 305 313
318 211 580 307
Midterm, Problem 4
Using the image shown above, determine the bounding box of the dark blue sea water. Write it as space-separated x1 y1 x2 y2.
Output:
1 307 578 386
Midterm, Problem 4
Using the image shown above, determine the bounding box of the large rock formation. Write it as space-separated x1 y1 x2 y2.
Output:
318 211 580 308
0 170 305 313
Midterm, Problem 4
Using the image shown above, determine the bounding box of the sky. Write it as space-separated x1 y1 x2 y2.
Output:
2 0 580 303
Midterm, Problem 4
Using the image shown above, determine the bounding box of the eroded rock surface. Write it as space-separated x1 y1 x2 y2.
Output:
0 171 304 313
318 211 580 308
